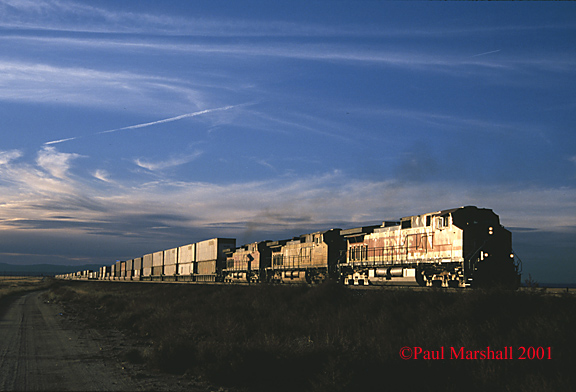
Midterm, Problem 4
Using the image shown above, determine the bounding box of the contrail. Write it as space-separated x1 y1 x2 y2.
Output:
469 49 501 58
45 137 80 145
44 104 241 145
97 105 239 135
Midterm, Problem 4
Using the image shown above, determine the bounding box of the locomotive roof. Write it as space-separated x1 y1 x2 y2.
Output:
340 225 381 237
398 205 494 221
400 207 461 221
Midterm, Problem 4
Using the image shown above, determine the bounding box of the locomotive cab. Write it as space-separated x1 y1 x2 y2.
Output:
451 207 520 288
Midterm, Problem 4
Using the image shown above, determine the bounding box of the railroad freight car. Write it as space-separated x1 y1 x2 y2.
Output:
151 251 164 281
177 243 196 281
339 206 520 288
163 248 178 281
133 257 142 280
266 229 345 284
142 253 153 280
195 238 236 282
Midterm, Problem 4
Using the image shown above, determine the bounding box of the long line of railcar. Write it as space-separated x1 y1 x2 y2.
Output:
56 206 522 288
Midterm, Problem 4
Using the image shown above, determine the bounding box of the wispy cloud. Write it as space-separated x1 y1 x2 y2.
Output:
2 0 573 38
469 49 502 58
3 147 575 236
0 60 205 112
0 150 23 165
134 151 203 171
92 169 113 183
1 0 379 37
36 146 82 179
8 35 575 77
0 148 79 198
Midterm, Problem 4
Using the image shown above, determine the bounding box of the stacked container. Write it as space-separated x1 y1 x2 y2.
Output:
196 238 236 282
178 243 195 278
152 251 163 277
126 259 134 280
115 261 122 280
120 260 127 280
163 248 178 277
133 257 142 280
143 253 153 278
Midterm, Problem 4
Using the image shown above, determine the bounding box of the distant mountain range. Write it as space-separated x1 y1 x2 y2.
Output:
0 263 104 276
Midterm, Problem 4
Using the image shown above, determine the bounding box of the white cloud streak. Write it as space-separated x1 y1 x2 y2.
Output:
5 35 574 77
1 0 573 38
44 105 244 146
92 169 112 183
469 49 502 58
0 60 205 112
98 105 241 136
134 151 203 171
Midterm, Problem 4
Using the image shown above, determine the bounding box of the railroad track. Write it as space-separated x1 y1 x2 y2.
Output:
60 278 576 295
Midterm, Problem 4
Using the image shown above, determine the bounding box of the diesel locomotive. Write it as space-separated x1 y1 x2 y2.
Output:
339 206 520 288
57 206 521 288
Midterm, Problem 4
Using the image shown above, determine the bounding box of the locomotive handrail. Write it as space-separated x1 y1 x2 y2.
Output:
464 241 488 265
511 249 523 274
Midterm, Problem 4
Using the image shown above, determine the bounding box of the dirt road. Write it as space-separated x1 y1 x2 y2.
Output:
0 290 143 391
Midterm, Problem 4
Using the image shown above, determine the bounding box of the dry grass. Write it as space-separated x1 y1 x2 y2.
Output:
0 276 52 299
48 281 576 392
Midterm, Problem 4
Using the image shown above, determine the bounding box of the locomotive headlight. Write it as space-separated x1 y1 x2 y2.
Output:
488 226 494 235
510 253 514 259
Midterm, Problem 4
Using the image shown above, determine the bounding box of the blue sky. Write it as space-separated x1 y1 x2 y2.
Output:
0 1 574 283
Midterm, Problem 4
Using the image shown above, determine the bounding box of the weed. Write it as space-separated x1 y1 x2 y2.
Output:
49 281 576 391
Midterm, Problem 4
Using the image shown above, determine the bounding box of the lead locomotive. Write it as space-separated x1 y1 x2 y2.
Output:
339 206 520 288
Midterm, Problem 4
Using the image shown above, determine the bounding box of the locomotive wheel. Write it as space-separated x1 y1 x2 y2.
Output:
447 279 461 288
415 269 427 287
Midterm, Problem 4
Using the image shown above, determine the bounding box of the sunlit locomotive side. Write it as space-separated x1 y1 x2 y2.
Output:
266 229 345 284
223 241 273 283
339 206 520 288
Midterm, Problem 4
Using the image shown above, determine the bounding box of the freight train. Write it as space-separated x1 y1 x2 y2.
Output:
56 206 521 288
